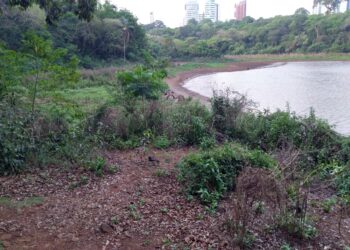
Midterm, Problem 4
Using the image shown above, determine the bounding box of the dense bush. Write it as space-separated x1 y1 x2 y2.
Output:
88 98 212 149
168 100 211 145
0 104 33 175
211 92 350 169
177 144 276 207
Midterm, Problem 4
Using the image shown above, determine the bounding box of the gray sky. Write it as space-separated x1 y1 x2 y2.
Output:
109 0 348 27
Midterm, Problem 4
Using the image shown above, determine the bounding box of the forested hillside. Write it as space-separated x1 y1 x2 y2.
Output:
0 1 146 68
146 9 350 58
1 2 349 66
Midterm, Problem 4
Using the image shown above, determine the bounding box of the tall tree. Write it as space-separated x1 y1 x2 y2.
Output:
122 19 133 62
314 0 344 14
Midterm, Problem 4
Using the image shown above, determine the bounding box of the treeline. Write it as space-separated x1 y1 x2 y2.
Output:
1 3 349 66
0 1 146 68
146 9 350 58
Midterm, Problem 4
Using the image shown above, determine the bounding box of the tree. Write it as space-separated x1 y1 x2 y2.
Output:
3 0 97 24
96 0 118 19
314 0 344 14
117 66 167 100
295 8 310 16
22 32 79 113
122 19 132 62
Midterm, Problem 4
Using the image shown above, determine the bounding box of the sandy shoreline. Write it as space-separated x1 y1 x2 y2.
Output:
165 61 274 104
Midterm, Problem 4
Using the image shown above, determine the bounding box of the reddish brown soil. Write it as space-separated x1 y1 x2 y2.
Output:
1 147 349 250
165 62 273 105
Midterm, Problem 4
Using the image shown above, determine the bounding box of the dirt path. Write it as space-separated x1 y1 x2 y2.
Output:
165 61 273 105
1 147 350 249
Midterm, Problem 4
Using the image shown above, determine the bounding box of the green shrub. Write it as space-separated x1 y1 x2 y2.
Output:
277 212 317 240
177 144 276 206
321 197 337 213
229 106 349 169
153 136 171 149
0 104 32 175
211 90 254 136
168 100 211 145
334 164 350 197
199 136 216 150
85 156 106 177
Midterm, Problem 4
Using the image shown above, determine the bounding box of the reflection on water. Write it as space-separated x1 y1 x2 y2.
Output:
184 61 350 135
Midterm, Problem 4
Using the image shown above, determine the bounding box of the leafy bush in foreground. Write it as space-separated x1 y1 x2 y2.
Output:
177 144 276 207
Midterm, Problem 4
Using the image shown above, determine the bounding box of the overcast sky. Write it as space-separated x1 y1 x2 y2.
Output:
109 0 348 27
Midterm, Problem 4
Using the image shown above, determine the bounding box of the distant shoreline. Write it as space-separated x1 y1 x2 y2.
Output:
165 61 274 105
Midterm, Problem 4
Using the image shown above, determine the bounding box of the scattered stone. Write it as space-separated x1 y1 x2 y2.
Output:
100 223 114 234
148 156 160 166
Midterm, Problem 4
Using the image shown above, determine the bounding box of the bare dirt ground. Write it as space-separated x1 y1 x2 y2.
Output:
1 147 349 250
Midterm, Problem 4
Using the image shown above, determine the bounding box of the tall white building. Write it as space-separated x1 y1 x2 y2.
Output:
204 0 218 22
185 0 199 24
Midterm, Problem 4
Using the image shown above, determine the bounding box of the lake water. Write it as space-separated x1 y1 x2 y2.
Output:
184 61 350 135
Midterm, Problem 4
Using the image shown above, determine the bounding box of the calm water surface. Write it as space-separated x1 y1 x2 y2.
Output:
184 61 350 135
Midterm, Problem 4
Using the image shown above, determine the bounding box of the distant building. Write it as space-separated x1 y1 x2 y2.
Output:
198 13 205 22
150 12 154 23
204 0 219 22
313 2 322 14
234 0 247 21
347 0 350 10
185 0 200 24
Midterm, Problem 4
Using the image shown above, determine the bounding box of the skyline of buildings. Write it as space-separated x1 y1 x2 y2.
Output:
184 0 200 24
204 0 219 22
234 0 247 21
184 0 219 24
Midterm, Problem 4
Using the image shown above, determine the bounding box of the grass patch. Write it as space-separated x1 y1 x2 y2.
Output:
0 196 44 209
44 86 115 114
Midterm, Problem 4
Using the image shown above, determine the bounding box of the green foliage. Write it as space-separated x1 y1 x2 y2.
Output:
154 168 170 177
177 144 276 206
280 243 293 250
199 136 216 150
5 0 97 24
321 197 337 213
117 66 167 100
22 32 79 112
169 100 211 145
85 156 106 177
314 0 344 14
333 164 350 197
220 100 349 169
277 212 317 240
0 44 26 100
148 12 350 59
0 196 44 208
0 104 33 175
153 136 171 149
0 5 146 67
